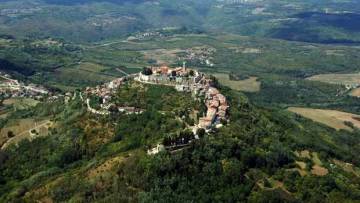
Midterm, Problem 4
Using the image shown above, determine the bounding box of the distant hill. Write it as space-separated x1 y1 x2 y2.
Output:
0 0 360 43
43 0 155 5
269 12 360 43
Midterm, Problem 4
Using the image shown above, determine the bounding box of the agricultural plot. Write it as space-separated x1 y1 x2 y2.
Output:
76 62 109 72
350 87 360 97
307 73 360 86
2 98 39 110
0 98 39 119
288 107 360 131
213 73 261 92
141 49 183 64
0 119 37 145
48 63 117 90
0 112 8 119
0 118 52 149
0 39 13 48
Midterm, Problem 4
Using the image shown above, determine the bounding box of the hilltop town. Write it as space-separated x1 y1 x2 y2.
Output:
84 64 229 132
81 64 230 155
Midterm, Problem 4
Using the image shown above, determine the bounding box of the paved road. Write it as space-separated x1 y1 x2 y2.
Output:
85 40 128 49
116 68 129 76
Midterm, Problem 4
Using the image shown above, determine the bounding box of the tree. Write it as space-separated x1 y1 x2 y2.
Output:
7 131 15 138
196 128 206 138
210 75 220 88
189 70 195 77
220 119 228 125
171 70 177 77
109 105 119 113
344 121 354 129
0 151 8 166
142 67 153 76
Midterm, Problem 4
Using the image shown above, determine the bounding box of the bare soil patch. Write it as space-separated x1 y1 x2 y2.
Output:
311 165 329 176
295 150 311 159
350 87 360 97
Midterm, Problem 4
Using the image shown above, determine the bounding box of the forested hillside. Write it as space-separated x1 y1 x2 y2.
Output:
0 83 360 202
1 0 360 202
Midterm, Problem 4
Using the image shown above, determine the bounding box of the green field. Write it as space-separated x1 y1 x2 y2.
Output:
2 98 39 110
213 73 261 92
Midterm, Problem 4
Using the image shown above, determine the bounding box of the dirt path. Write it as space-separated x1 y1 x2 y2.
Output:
1 120 52 150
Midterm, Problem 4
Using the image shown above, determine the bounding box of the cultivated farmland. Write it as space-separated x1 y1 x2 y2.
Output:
288 107 360 131
307 73 360 86
213 73 261 92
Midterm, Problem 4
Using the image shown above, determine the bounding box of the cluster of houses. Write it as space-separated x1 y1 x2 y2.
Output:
83 62 229 132
198 87 228 129
0 73 49 100
84 76 143 115
136 63 202 87
128 31 164 41
142 64 229 155
85 77 125 105
0 7 42 18
183 46 215 67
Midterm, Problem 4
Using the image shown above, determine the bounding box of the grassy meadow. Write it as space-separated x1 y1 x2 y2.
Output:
212 73 261 92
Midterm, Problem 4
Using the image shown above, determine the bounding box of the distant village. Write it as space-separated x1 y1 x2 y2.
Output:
0 72 49 100
183 46 215 67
